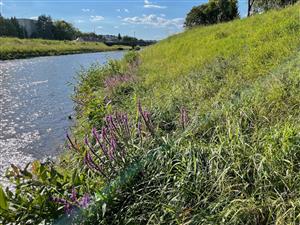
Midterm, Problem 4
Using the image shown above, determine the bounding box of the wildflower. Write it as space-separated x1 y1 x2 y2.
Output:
138 100 155 136
71 188 77 202
79 193 91 208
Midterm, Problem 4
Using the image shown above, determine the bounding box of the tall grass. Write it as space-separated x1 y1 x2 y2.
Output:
71 5 300 224
1 4 300 225
0 37 125 60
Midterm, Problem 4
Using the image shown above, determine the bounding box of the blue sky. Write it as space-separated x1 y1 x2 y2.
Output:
0 0 249 40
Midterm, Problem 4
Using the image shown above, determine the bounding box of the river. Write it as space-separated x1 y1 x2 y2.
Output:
0 51 124 187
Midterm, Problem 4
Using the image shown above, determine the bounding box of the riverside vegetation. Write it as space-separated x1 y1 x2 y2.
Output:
0 37 126 60
0 4 300 224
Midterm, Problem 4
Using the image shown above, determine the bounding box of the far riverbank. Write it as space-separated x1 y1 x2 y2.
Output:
0 37 128 60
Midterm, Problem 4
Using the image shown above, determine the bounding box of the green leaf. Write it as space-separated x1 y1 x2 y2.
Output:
0 186 8 210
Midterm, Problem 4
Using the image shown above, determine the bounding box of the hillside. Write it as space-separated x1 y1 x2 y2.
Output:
66 4 300 224
1 4 300 225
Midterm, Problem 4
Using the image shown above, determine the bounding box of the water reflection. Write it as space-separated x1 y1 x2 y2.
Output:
0 52 124 187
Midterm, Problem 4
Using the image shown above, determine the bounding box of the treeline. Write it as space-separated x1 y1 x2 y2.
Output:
185 0 299 28
0 14 79 40
0 14 153 46
31 15 80 40
0 16 27 38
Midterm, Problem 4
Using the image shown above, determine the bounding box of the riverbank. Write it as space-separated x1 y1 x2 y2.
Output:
1 4 300 224
0 37 127 60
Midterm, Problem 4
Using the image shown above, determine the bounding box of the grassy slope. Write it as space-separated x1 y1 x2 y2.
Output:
0 37 125 60
72 5 300 224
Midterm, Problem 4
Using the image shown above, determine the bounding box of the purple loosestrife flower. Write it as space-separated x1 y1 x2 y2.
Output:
79 193 91 208
64 203 73 215
51 197 74 215
108 136 117 160
85 136 106 165
138 100 155 136
71 188 78 203
93 128 109 159
84 141 108 179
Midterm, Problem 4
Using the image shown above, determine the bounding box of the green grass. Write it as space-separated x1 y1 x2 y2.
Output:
0 37 126 60
1 4 300 225
71 4 300 224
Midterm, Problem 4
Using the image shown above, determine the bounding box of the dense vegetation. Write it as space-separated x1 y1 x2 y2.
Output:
0 37 126 60
1 4 300 224
185 0 298 27
0 16 27 38
249 0 298 15
185 0 239 28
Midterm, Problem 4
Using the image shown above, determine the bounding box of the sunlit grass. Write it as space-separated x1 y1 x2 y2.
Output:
72 5 300 224
0 37 126 60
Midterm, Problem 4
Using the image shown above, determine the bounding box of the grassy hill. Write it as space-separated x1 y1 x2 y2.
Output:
1 4 300 225
74 4 300 224
0 37 125 60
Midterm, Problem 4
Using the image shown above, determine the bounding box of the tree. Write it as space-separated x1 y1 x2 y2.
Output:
248 0 298 16
247 0 255 16
0 15 26 38
53 20 77 40
184 0 239 28
118 33 122 41
36 15 54 39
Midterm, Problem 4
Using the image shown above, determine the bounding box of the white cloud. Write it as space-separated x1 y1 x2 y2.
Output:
90 15 104 22
97 26 103 29
123 14 184 29
117 16 122 19
114 26 119 29
81 8 90 12
116 9 121 12
30 16 38 20
0 2 4 6
124 8 129 13
144 0 166 9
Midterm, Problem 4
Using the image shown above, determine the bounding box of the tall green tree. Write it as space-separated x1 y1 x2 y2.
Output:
0 15 26 38
53 20 77 40
185 0 239 28
36 15 54 39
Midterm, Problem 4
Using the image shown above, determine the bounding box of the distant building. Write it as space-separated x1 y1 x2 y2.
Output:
17 19 37 37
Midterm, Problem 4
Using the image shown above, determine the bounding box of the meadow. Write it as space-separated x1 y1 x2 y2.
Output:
0 37 125 60
1 4 300 224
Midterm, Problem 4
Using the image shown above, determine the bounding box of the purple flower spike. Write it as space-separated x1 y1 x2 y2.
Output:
64 203 73 215
71 188 77 203
79 193 91 208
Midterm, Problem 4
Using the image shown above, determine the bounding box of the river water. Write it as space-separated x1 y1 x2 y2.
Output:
0 51 124 186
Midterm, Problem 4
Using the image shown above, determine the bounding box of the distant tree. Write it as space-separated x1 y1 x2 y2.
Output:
122 35 138 48
248 0 298 16
185 0 239 28
252 0 298 12
53 20 77 40
36 15 54 39
0 15 25 38
118 33 122 41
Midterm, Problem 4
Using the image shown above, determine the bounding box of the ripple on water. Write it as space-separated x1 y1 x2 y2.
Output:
0 52 125 189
